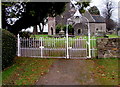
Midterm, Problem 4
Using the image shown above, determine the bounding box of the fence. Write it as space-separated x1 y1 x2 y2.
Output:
17 35 97 59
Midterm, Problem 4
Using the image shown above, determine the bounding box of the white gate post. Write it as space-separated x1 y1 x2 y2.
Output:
83 17 91 58
40 37 44 58
88 22 91 58
17 34 21 56
66 21 69 59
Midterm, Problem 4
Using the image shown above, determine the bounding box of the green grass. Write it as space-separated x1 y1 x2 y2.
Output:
2 57 56 85
31 34 120 39
2 57 119 85
93 58 119 85
106 34 120 38
31 35 49 39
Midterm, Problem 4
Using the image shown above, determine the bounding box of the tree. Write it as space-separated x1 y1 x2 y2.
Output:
76 2 90 13
2 2 67 35
70 0 90 13
2 2 25 29
102 0 116 31
88 6 100 15
102 0 114 19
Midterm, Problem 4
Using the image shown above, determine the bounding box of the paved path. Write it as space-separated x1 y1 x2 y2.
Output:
36 59 100 85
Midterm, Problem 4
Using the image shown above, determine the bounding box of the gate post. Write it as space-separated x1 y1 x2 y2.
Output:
66 21 69 59
40 37 44 58
88 33 91 58
17 34 21 56
88 23 91 58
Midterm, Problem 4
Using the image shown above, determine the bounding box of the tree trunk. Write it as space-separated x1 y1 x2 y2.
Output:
39 23 44 34
33 25 38 35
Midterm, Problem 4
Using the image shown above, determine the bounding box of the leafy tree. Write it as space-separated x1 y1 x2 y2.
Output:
2 2 25 29
2 2 67 35
88 6 100 15
76 2 90 13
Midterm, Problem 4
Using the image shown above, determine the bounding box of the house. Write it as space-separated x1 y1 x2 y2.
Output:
83 11 106 36
48 3 106 36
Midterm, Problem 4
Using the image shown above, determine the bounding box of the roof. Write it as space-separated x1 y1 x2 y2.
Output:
83 11 95 22
73 9 82 17
83 11 106 23
92 15 105 23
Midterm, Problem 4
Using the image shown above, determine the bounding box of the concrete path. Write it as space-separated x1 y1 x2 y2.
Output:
36 59 100 85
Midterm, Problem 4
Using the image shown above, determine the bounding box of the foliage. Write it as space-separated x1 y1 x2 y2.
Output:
76 2 90 13
106 19 117 31
63 24 74 34
2 2 67 35
2 57 56 85
2 2 25 30
2 29 17 70
19 31 31 38
88 6 100 15
56 24 62 34
56 24 74 34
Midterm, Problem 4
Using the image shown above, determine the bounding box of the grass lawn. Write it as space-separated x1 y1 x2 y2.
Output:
92 58 119 85
2 57 119 85
106 34 120 38
31 35 49 39
30 34 120 38
2 57 56 85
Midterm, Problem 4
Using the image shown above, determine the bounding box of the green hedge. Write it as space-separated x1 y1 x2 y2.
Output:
2 29 17 70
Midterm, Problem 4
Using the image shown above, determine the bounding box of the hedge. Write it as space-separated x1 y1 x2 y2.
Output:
2 29 17 70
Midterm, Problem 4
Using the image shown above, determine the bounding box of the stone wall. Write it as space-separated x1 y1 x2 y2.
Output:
97 38 120 58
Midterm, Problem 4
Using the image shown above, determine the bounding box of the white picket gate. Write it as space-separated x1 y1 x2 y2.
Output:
17 35 97 59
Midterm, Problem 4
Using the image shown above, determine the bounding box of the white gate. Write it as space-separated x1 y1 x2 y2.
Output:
68 38 87 59
17 35 97 59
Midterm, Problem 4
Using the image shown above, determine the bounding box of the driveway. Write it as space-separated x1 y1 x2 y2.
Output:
36 59 100 85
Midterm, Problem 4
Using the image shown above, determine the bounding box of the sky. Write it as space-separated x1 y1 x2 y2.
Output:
90 0 120 22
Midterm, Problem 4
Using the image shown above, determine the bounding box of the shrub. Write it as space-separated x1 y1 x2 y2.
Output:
56 24 74 34
63 24 74 34
56 24 62 34
19 31 31 38
2 29 17 70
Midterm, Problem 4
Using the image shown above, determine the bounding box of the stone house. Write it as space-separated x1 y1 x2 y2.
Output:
48 3 106 36
83 11 106 36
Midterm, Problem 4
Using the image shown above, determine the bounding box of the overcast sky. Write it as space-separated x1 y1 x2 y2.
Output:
90 0 120 22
